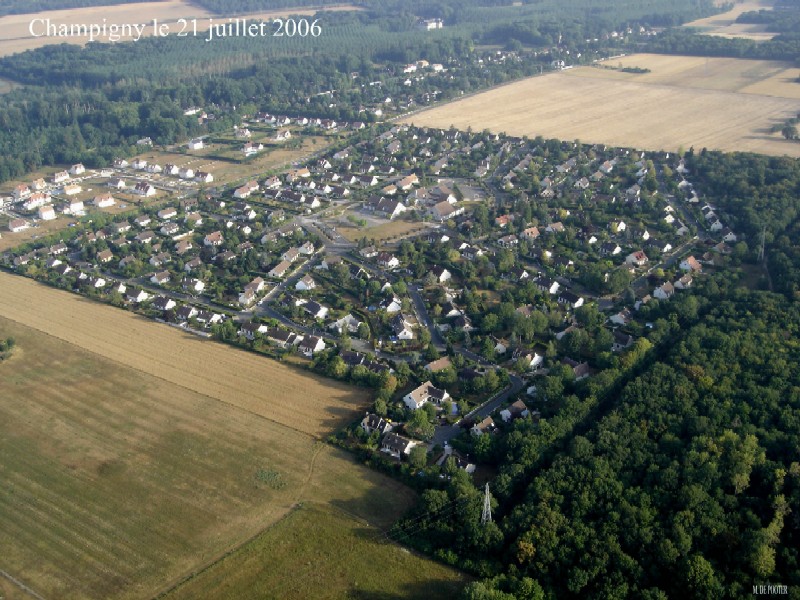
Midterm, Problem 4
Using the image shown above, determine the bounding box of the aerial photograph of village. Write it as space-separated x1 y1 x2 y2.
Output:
0 0 799 598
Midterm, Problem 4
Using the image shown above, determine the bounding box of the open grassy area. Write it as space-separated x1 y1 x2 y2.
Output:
0 275 465 599
404 55 800 157
0 76 17 94
164 503 467 600
337 217 430 244
133 134 330 186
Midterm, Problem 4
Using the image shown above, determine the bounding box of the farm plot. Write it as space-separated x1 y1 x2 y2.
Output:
682 0 776 41
404 56 800 158
0 277 458 599
0 272 369 436
573 54 800 96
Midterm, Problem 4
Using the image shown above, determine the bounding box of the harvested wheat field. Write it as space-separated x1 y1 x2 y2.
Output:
682 0 775 41
0 271 365 436
0 1 360 57
0 276 464 599
405 55 800 157
573 54 800 98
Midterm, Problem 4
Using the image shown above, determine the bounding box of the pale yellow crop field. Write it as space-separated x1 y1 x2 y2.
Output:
0 1 360 57
404 55 800 157
0 271 368 436
683 0 775 41
575 54 800 98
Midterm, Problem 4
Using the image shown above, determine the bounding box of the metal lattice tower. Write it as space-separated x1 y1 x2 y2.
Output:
481 483 492 525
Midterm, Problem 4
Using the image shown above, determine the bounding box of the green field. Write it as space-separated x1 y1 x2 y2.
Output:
164 503 467 600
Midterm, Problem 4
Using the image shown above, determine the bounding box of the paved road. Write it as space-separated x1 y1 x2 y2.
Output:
407 283 446 350
431 373 524 447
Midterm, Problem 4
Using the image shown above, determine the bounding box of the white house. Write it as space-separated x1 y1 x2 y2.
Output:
299 335 326 357
93 193 116 208
403 381 450 410
187 138 204 150
295 275 316 291
38 205 56 221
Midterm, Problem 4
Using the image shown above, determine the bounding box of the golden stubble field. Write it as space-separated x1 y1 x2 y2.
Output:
404 54 800 157
0 273 465 598
682 0 775 41
0 1 360 57
0 271 365 436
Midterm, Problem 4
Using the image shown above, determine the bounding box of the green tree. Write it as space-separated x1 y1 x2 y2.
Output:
408 445 428 469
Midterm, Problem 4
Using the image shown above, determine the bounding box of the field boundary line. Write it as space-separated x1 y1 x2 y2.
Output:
150 506 301 600
0 569 47 600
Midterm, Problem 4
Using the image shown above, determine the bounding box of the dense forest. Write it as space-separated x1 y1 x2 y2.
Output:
645 29 800 63
399 281 800 599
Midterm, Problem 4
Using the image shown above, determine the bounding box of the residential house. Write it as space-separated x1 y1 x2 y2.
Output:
535 277 560 295
37 205 56 221
52 170 70 184
299 335 326 357
562 357 590 380
654 281 675 300
609 308 632 326
497 234 518 248
612 331 634 352
625 250 649 267
557 290 584 309
361 413 393 436
296 275 316 291
379 296 403 314
500 400 530 423
301 300 328 319
134 182 156 197
680 255 703 273
403 381 450 410
674 274 693 290
269 260 293 279
430 266 451 283
125 288 150 303
521 226 540 241
471 416 496 436
329 314 362 334
376 252 400 269
152 296 176 311
93 193 116 208
392 314 415 340
381 433 416 459
150 270 171 285
204 231 223 246
282 248 300 263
